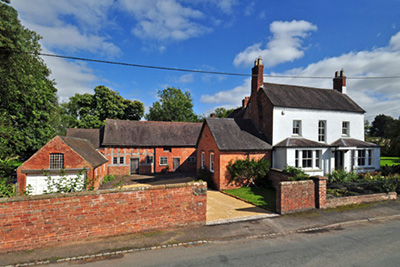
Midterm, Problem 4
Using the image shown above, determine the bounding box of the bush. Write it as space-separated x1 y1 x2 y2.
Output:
0 178 15 198
328 169 358 183
283 166 309 181
102 174 116 184
196 167 216 190
227 158 270 187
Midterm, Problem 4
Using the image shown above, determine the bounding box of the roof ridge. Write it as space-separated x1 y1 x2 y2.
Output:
263 82 335 92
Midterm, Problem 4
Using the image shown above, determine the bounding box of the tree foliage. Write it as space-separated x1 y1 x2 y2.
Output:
62 85 144 128
370 114 394 138
0 2 59 160
146 87 199 122
214 107 236 118
227 158 270 187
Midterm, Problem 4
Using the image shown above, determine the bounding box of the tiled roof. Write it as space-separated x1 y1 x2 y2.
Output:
262 83 365 113
330 138 379 147
102 119 202 147
204 118 272 151
66 128 103 148
274 137 330 148
59 136 107 167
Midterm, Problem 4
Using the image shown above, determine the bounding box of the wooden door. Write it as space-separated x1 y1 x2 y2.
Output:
173 157 180 172
130 158 139 174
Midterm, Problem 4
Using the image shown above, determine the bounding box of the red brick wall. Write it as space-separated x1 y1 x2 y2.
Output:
277 180 315 214
17 136 104 192
268 168 291 189
0 182 207 253
155 147 197 173
197 123 271 190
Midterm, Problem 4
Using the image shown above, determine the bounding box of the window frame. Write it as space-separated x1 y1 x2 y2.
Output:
292 120 302 136
113 157 118 165
318 120 326 142
159 156 168 166
210 153 214 173
294 149 322 170
201 152 205 169
342 121 350 136
50 153 64 169
119 156 124 164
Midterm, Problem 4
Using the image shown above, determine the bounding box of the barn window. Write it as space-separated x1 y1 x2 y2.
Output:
160 157 168 166
50 153 64 169
210 153 214 173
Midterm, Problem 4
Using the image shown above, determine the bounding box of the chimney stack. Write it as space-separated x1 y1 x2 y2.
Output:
251 57 264 97
210 113 216 118
333 70 346 94
242 96 250 107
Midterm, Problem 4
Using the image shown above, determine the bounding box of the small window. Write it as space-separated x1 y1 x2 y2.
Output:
160 157 168 166
50 153 64 169
113 157 118 165
201 152 205 169
342 121 350 136
119 157 124 164
164 147 172 153
210 153 214 173
295 150 299 167
293 120 301 135
302 150 312 168
318 121 326 142
357 150 366 166
315 150 321 168
187 156 196 163
146 156 154 164
368 149 373 165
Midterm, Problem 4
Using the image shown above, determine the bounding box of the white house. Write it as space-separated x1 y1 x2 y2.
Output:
240 58 380 176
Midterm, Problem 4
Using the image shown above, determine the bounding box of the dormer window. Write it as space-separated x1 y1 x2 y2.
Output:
293 120 302 135
50 153 64 169
342 121 350 136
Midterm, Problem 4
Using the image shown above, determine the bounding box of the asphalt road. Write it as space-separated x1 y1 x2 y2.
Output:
51 218 400 267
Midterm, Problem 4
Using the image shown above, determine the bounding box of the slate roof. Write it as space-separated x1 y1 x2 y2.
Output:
203 118 272 151
59 136 108 167
330 138 379 148
102 119 202 147
274 137 330 148
262 83 365 113
66 128 103 148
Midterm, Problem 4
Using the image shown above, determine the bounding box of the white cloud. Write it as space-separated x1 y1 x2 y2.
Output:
233 20 317 68
204 31 400 121
177 74 195 83
118 0 211 42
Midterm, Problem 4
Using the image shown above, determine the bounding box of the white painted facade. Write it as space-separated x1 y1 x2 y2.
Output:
271 107 380 175
26 172 86 195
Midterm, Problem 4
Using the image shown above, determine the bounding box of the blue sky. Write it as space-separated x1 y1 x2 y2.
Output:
11 0 400 121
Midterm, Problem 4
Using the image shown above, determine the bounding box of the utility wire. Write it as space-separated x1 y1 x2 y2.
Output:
3 48 400 80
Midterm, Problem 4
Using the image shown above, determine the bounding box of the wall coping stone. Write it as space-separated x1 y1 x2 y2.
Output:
0 181 207 204
280 180 314 186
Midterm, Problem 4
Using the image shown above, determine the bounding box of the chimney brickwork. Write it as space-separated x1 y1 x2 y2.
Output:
333 70 347 94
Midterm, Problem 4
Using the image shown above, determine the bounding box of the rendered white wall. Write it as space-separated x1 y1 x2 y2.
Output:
272 107 365 145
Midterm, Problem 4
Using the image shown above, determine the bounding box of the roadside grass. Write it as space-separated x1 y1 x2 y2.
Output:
223 187 276 212
380 157 400 167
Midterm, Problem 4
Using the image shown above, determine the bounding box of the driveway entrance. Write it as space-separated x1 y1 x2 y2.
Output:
206 190 278 225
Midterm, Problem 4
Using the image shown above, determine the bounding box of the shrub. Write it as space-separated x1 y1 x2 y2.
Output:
328 169 358 183
0 178 15 198
102 174 116 184
43 169 87 194
196 167 216 190
283 166 309 181
227 158 270 187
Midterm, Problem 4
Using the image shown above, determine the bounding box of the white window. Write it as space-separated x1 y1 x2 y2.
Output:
160 157 168 166
353 149 373 167
210 153 214 173
113 157 118 165
201 152 205 169
50 153 64 169
295 150 322 169
342 121 350 136
293 120 301 135
119 156 124 164
318 120 326 142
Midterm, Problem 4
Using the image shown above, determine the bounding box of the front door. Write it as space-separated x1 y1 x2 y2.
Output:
130 158 139 174
335 151 344 170
173 157 180 172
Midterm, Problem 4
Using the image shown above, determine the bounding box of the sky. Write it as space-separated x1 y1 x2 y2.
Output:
10 0 400 121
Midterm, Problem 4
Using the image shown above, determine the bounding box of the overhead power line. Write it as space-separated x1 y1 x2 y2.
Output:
3 48 400 80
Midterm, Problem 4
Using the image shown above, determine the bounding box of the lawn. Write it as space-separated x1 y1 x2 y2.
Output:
380 157 400 167
223 187 276 212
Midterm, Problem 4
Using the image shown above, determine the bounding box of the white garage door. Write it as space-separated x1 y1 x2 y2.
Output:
26 173 86 195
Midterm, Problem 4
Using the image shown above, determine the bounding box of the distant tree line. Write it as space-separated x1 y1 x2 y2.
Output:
366 114 400 156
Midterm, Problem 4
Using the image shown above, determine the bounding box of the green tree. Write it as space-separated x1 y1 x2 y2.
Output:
370 114 394 138
214 107 236 118
146 87 199 122
0 1 59 160
62 85 144 128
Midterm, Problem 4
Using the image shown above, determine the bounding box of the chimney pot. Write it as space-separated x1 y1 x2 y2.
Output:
242 96 250 107
210 113 216 118
333 69 347 94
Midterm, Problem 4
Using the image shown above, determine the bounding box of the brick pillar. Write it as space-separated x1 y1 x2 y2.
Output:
312 176 327 209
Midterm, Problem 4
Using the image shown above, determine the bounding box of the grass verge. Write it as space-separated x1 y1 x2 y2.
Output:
223 187 276 212
380 157 400 167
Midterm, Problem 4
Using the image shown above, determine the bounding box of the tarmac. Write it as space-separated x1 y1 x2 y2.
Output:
2 196 400 266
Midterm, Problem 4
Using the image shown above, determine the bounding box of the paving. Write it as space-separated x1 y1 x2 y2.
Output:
2 198 400 266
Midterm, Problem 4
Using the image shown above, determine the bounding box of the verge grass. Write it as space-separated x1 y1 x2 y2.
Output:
380 157 400 167
223 187 276 211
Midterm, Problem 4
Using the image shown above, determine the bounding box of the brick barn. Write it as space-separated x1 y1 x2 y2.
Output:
196 118 272 190
17 136 108 195
68 119 202 176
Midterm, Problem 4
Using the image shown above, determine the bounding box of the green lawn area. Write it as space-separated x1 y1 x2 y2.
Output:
380 157 400 167
223 187 276 212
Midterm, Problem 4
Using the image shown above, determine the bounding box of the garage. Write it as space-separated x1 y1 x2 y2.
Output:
25 171 86 195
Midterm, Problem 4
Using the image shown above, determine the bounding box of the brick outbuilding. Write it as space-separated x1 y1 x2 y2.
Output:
196 118 272 190
17 136 108 195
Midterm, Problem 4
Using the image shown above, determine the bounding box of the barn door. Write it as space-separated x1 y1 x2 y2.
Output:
173 157 180 172
130 158 139 174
